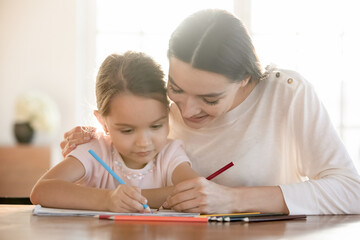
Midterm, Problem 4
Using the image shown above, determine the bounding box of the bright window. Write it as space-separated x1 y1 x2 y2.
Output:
96 0 233 72
250 0 360 169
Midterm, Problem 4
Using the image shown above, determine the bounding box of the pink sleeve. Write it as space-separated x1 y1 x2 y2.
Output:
160 139 192 186
68 137 114 188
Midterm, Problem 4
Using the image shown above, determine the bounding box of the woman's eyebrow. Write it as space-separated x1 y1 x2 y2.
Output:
198 92 225 98
168 75 225 98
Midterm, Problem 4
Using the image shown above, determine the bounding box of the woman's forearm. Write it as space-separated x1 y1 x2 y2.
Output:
233 186 289 214
30 179 111 211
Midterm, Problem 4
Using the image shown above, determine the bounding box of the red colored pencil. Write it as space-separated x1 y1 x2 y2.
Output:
206 162 234 180
98 215 208 223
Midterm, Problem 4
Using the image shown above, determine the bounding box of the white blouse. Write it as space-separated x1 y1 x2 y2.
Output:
169 65 360 215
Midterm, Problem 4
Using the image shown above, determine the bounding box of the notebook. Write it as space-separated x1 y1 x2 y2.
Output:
32 205 199 217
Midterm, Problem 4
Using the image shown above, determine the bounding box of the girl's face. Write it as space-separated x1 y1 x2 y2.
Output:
168 57 252 129
99 94 169 169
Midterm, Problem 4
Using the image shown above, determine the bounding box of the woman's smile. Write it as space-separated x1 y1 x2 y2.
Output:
185 114 209 123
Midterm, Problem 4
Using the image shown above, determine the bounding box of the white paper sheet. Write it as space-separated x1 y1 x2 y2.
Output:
32 205 199 217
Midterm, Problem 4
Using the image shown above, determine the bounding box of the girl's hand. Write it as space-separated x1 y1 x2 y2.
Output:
107 185 151 213
163 177 235 214
60 126 96 157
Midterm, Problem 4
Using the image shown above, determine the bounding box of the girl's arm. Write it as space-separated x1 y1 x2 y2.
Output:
30 156 148 212
142 162 199 208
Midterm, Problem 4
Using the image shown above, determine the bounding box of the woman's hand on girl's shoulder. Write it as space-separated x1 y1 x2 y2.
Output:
60 126 97 157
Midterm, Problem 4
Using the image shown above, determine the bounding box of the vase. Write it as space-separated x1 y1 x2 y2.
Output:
13 122 34 144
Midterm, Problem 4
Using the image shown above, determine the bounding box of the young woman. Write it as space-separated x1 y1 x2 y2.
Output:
61 9 360 215
31 51 199 212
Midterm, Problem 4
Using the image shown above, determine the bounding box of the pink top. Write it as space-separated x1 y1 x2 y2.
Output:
69 134 191 189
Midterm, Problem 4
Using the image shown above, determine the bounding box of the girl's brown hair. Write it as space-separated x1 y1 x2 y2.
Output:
96 51 168 116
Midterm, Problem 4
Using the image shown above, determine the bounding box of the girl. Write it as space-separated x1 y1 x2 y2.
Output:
31 51 199 212
60 9 360 215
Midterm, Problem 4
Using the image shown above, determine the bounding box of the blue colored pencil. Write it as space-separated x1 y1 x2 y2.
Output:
88 149 151 212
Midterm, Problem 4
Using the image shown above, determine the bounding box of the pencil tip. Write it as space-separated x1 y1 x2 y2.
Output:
209 217 216 221
142 203 152 213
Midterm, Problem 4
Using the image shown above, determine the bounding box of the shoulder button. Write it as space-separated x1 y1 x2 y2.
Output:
287 78 293 84
275 72 280 78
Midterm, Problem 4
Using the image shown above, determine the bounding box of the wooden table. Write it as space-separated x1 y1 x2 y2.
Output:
1 205 360 239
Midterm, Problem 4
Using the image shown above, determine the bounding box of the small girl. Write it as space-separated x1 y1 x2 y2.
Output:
30 51 199 213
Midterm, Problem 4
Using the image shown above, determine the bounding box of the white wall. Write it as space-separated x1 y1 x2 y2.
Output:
0 0 96 165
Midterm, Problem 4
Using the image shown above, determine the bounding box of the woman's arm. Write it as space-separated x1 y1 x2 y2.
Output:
30 156 148 212
164 178 289 214
280 75 360 214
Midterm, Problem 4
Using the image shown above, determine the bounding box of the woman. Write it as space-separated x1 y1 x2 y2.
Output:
61 9 360 215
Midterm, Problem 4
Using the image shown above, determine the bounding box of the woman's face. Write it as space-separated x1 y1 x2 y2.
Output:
168 57 251 129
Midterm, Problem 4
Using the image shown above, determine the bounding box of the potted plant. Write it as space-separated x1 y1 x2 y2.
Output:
14 92 60 144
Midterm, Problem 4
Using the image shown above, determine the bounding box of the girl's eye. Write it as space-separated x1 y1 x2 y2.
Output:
151 124 163 129
120 129 133 134
168 84 183 94
203 98 219 105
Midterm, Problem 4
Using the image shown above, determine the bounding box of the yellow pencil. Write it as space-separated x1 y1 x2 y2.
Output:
199 212 261 218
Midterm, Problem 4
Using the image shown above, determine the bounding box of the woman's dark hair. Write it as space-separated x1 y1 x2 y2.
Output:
168 9 263 83
96 51 168 116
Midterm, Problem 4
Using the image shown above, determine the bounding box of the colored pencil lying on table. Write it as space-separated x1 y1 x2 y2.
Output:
88 149 151 213
206 162 234 180
209 214 307 222
206 212 283 221
97 214 306 223
97 215 208 223
200 212 279 218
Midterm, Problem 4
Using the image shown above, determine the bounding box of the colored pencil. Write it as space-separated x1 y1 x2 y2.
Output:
88 149 151 212
200 212 261 217
98 215 208 223
206 162 234 180
219 215 307 222
207 212 284 222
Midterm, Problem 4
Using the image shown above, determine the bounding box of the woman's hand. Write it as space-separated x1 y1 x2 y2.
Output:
107 185 151 213
60 126 96 157
164 177 289 214
163 177 235 214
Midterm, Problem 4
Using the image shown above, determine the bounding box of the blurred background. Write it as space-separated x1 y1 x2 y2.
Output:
1 0 359 169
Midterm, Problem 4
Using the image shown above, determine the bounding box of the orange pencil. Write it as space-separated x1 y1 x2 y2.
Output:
98 215 208 223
